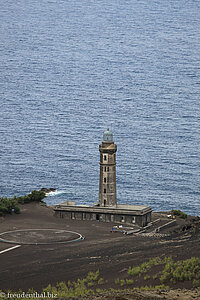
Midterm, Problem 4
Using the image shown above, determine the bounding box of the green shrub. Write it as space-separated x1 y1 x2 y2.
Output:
15 191 46 205
126 279 133 285
120 279 125 286
0 190 46 216
47 275 95 299
160 257 200 284
98 278 104 285
128 266 141 276
128 256 172 277
171 209 187 219
87 282 95 287
14 206 20 214
85 270 99 283
18 195 31 204
0 197 20 216
28 190 46 202
193 279 199 288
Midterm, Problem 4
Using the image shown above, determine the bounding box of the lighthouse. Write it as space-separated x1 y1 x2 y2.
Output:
54 128 152 227
99 128 117 207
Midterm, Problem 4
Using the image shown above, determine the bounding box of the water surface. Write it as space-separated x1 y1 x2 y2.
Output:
0 0 200 215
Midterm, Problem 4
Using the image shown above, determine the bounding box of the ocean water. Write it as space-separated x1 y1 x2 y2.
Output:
0 0 200 215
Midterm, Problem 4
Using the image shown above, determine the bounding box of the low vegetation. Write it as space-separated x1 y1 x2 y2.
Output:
171 209 187 219
128 256 172 276
0 257 199 299
116 256 200 289
0 271 103 300
16 190 46 204
0 190 46 216
0 197 20 216
160 257 200 284
0 270 170 300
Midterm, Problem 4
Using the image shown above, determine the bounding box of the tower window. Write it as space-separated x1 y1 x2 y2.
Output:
107 167 109 171
104 188 106 193
104 177 106 183
104 155 107 160
104 167 106 172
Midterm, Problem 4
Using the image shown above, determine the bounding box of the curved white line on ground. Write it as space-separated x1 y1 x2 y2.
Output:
0 229 84 245
0 245 21 255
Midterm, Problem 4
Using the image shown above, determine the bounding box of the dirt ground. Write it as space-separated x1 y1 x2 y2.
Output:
0 202 199 299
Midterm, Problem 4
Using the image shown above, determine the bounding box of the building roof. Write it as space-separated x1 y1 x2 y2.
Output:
116 204 150 211
54 202 152 216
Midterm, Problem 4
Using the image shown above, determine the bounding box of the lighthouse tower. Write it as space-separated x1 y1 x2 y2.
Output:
99 128 117 207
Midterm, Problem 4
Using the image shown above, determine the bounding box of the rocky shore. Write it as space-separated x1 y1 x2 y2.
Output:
40 187 56 194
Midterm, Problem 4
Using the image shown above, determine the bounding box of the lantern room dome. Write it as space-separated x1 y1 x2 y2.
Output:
103 128 113 142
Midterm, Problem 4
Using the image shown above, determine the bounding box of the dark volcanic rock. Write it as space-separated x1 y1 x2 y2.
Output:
40 187 56 193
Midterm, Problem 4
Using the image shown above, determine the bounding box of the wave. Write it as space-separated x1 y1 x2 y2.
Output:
46 190 66 197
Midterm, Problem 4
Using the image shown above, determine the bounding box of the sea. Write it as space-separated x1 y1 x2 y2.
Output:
0 0 200 216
